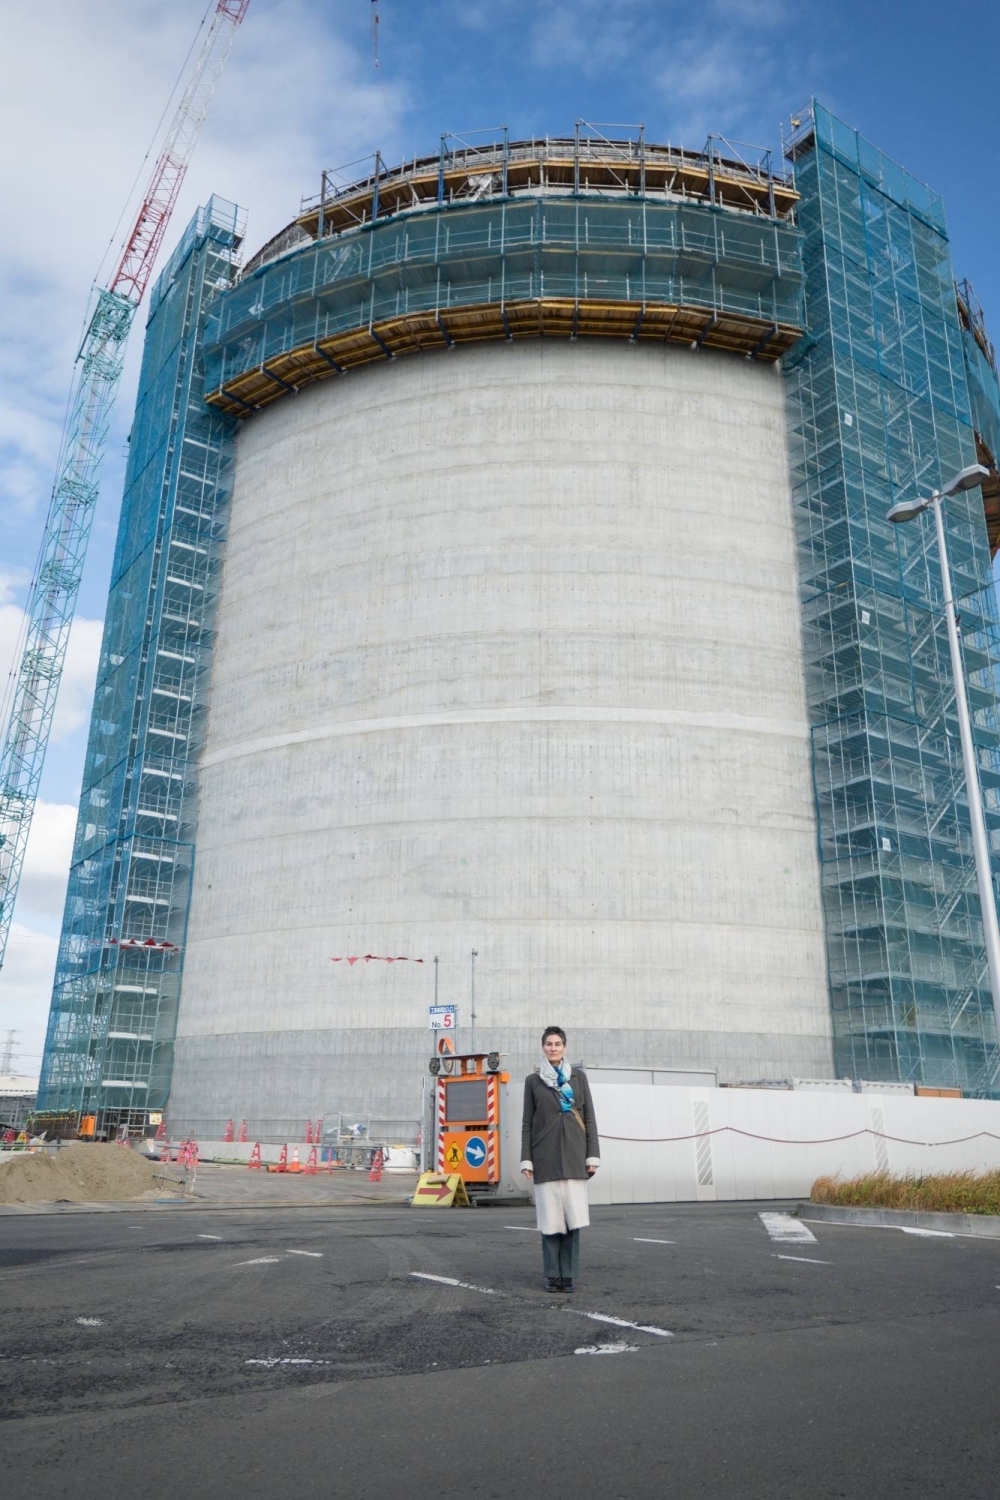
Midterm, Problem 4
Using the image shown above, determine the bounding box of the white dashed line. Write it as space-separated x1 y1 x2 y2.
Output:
774 1254 831 1265
408 1272 673 1337
573 1311 673 1338
504 1226 542 1232
759 1212 817 1244
410 1272 499 1295
245 1358 330 1367
286 1249 323 1257
75 1318 103 1327
634 1237 675 1245
197 1234 222 1241
233 1257 281 1267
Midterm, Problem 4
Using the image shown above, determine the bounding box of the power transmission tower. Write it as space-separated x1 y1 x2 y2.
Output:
1 1029 19 1073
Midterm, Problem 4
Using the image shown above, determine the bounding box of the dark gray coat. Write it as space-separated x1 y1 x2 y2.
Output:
521 1068 600 1185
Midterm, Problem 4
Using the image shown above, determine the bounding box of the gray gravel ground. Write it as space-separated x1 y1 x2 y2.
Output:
2 1200 998 1498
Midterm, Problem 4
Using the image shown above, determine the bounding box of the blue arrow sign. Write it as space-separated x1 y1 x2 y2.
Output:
465 1135 487 1168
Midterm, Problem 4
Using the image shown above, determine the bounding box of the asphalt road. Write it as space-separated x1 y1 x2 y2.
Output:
2 1200 999 1498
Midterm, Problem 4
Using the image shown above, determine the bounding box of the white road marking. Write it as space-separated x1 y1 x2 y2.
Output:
504 1226 542 1232
634 1237 675 1245
233 1257 281 1267
575 1343 639 1355
197 1234 222 1241
774 1254 831 1265
75 1317 103 1327
245 1358 330 1367
759 1212 817 1244
286 1249 323 1257
408 1271 672 1337
410 1272 499 1295
899 1227 954 1238
573 1311 673 1338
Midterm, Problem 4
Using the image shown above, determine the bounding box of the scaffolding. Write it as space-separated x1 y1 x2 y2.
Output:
36 199 245 1125
202 129 804 417
785 103 1000 1094
956 278 1000 550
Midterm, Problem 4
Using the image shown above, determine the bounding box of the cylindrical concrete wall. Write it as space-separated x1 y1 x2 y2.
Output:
168 338 833 1135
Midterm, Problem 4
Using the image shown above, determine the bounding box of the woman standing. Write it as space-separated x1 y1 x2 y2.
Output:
520 1027 600 1292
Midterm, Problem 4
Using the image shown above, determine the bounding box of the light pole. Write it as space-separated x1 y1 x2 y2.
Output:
887 463 1000 1054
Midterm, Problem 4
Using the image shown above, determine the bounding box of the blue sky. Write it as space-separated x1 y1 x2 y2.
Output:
1 0 998 1075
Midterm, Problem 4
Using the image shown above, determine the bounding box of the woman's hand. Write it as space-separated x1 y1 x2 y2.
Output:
521 1167 533 1180
586 1165 598 1177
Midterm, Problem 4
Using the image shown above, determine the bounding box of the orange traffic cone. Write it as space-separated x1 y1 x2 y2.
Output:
238 1119 247 1142
368 1147 383 1182
304 1146 318 1176
248 1142 262 1170
305 1120 313 1144
268 1143 288 1174
287 1146 302 1174
223 1119 234 1143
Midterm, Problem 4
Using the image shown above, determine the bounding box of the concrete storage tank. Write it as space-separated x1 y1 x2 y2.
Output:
161 133 834 1133
40 111 1000 1137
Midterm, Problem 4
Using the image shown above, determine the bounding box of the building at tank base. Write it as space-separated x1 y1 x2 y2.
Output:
36 104 1000 1140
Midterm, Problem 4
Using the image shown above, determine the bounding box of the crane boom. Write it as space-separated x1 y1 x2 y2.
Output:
0 0 250 971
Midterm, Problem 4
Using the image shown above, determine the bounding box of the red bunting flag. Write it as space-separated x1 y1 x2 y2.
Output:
109 938 179 951
331 955 425 964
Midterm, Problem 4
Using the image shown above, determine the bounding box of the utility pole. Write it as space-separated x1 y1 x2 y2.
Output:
470 949 478 1052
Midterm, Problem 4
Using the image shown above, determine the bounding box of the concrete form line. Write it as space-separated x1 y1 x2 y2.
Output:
203 703 809 769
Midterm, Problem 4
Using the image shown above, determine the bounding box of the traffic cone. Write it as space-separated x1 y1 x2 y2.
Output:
304 1146 318 1176
238 1119 247 1142
155 1119 166 1141
268 1143 288 1174
223 1119 234 1143
305 1120 313 1144
287 1146 302 1174
368 1147 384 1183
248 1142 262 1170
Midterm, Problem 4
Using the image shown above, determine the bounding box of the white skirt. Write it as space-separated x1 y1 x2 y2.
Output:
533 1177 591 1235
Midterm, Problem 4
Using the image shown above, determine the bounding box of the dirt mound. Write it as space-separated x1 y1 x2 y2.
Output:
0 1143 186 1205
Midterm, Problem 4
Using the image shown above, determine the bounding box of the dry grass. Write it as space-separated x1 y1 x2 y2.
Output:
811 1169 1000 1216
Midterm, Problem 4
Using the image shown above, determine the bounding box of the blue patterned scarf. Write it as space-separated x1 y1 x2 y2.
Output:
540 1057 575 1112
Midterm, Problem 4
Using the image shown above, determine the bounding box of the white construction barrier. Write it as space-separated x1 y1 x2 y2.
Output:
586 1084 1000 1205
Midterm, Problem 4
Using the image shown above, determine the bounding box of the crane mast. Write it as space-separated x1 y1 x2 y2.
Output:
0 0 250 971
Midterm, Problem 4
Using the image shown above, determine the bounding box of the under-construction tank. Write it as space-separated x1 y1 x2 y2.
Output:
166 132 834 1133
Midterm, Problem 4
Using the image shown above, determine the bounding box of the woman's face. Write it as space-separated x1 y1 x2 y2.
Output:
543 1033 566 1065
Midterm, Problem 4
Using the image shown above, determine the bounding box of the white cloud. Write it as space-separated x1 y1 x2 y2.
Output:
0 923 60 1086
15 800 78 923
0 801 80 1086
0 580 103 744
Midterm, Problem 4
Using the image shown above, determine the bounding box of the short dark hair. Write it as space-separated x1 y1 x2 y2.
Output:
542 1026 567 1045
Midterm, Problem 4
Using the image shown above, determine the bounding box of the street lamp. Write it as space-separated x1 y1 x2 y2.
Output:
887 463 1000 1055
